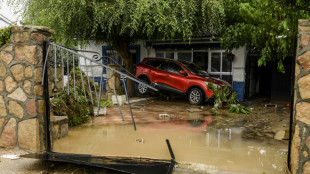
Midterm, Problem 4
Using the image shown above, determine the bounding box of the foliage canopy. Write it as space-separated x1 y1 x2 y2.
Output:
8 0 225 95
10 0 225 46
220 0 310 73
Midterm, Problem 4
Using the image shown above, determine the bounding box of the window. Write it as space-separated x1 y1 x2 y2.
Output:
166 52 174 59
154 49 232 83
155 52 164 58
178 52 191 62
155 52 174 59
145 60 167 71
193 52 208 70
167 62 183 75
104 46 139 67
209 51 232 84
211 53 221 72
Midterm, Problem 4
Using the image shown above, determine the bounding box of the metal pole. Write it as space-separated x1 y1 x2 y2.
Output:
43 41 51 152
108 70 124 121
122 75 136 130
73 54 77 100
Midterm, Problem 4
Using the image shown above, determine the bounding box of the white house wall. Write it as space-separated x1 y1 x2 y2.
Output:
78 42 106 77
231 46 247 82
79 41 247 100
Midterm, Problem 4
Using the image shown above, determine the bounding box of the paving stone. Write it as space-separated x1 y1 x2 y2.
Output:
8 100 24 118
291 124 300 174
14 45 37 64
301 34 310 47
0 96 7 116
33 85 43 97
33 67 42 83
25 66 33 78
31 33 48 42
14 31 29 43
296 102 310 125
274 131 285 140
0 51 13 65
8 88 27 102
10 64 24 82
4 76 17 93
0 80 3 93
0 118 4 129
298 74 310 100
298 50 310 71
3 45 13 52
18 118 40 152
0 118 16 148
26 99 37 116
0 62 6 77
304 151 308 158
60 124 68 138
23 80 32 94
304 160 310 174
38 100 45 114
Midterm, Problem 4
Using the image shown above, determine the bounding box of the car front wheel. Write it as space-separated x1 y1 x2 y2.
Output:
137 79 150 95
188 88 204 105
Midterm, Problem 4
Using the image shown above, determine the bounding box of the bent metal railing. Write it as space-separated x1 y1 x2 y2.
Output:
39 41 176 173
42 41 158 131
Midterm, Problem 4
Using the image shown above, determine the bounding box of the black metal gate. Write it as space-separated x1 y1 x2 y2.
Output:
22 41 176 174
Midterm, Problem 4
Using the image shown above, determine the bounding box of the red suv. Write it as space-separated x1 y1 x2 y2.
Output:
135 58 231 105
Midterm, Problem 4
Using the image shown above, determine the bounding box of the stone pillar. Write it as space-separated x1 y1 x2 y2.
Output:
0 26 53 152
106 64 121 99
291 19 310 174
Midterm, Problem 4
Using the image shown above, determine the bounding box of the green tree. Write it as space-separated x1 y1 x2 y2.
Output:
8 0 225 96
220 0 310 73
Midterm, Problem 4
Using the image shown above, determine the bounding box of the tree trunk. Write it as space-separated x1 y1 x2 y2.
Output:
111 36 135 96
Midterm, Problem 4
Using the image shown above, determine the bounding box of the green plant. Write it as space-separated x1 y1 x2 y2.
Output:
100 100 113 107
52 88 91 126
117 86 126 95
0 27 11 46
207 83 231 109
207 83 251 114
51 67 95 126
229 104 252 114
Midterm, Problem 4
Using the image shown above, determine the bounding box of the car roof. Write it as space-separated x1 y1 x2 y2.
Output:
142 57 187 65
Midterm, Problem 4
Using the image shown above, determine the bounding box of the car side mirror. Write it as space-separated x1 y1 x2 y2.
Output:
179 70 187 76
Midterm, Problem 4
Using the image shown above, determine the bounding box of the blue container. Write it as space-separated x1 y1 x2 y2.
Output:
232 82 244 101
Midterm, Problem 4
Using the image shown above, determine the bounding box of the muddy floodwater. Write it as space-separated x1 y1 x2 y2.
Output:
53 120 288 174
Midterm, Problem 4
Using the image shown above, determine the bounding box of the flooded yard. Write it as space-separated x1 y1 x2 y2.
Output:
52 97 290 174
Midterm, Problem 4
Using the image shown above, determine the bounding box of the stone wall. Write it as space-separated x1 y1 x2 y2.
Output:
291 19 310 173
0 26 52 152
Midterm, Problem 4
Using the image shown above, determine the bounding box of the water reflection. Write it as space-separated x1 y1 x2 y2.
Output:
53 120 287 174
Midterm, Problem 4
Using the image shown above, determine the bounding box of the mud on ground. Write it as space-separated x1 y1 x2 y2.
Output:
130 95 290 143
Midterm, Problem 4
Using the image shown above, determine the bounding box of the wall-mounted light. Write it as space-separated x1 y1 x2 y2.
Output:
227 53 235 61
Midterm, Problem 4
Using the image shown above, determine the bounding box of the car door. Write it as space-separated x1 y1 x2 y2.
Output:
145 60 168 84
164 62 188 93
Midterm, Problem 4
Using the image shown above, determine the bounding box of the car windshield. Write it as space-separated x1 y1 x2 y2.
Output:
180 61 210 77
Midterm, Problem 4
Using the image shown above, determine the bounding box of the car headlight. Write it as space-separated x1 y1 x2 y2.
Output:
205 82 221 89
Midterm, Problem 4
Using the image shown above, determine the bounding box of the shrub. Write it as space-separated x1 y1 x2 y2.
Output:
207 83 251 114
0 27 11 46
52 88 91 126
51 67 94 126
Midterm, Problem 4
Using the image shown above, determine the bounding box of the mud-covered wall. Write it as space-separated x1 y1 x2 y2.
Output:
0 26 52 152
291 19 310 173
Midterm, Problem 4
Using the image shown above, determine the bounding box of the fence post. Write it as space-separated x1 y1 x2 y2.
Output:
0 26 53 152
